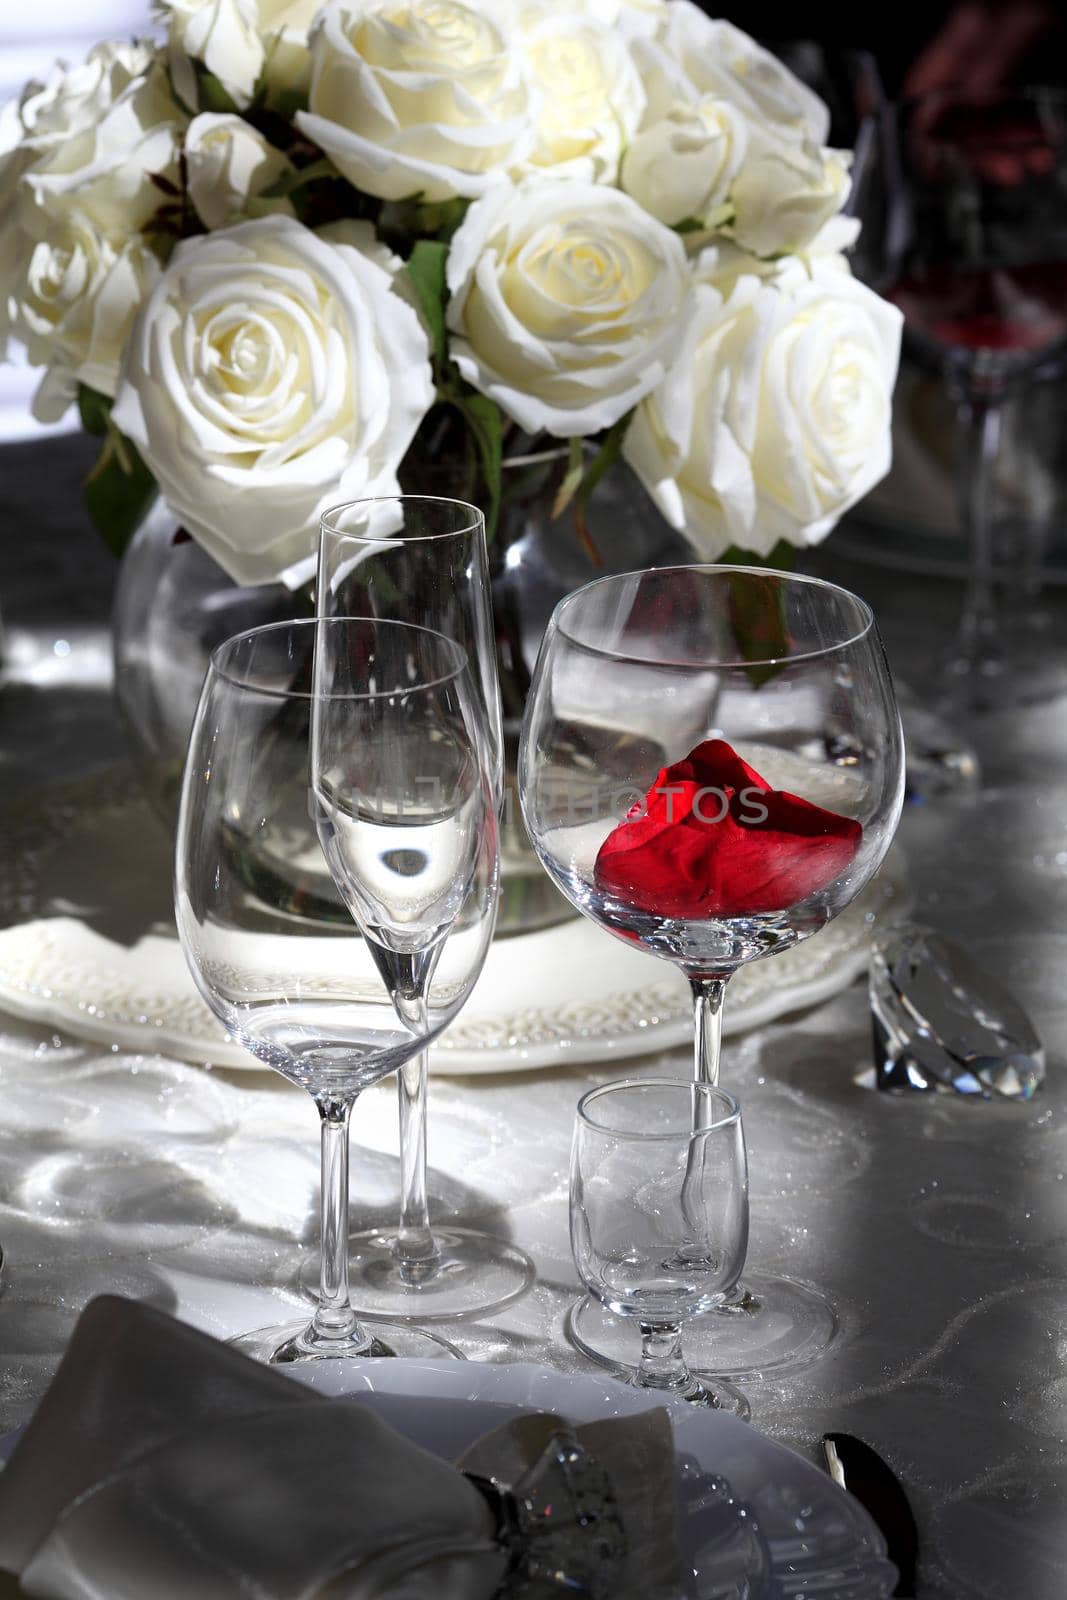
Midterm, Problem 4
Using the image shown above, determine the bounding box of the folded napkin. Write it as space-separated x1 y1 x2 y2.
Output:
0 1298 684 1600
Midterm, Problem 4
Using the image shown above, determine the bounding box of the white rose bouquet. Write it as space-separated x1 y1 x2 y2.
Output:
0 0 901 590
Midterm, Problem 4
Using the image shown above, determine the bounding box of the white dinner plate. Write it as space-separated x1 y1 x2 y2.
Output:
0 768 906 1075
0 1358 897 1598
288 1359 898 1599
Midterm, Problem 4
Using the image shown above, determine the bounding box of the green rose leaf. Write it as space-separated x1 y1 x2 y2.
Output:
76 384 112 437
197 70 241 115
84 425 159 559
457 392 502 544
402 239 449 371
720 541 797 687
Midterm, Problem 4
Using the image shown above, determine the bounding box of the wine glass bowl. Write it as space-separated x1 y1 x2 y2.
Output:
854 89 1067 369
521 567 903 979
176 617 496 1364
521 566 904 1380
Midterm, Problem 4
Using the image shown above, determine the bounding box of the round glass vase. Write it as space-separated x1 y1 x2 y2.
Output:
111 456 686 934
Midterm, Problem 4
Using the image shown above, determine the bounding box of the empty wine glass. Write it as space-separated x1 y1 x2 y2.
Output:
520 566 904 1380
175 618 497 1363
850 86 1067 707
571 1079 750 1413
316 499 532 1321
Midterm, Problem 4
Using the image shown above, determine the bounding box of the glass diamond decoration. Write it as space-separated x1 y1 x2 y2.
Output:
869 923 1044 1099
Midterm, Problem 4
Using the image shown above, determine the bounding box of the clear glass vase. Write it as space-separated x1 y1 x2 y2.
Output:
111 454 685 934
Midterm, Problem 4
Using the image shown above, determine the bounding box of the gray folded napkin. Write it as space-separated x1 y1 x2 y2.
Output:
0 1298 684 1600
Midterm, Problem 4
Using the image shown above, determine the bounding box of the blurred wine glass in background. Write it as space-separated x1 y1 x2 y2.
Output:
851 86 1067 710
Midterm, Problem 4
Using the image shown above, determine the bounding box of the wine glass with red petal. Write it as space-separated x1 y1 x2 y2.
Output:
519 566 904 1386
850 86 1067 708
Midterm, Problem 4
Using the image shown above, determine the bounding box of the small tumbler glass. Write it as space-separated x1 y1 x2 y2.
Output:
571 1078 750 1415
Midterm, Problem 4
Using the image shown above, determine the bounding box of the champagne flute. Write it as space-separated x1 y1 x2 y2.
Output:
175 618 496 1363
850 86 1067 707
316 498 532 1322
520 566 904 1381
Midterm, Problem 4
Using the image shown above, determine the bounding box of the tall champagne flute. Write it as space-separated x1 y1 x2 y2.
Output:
850 87 1067 707
317 499 532 1321
520 567 904 1381
175 618 497 1363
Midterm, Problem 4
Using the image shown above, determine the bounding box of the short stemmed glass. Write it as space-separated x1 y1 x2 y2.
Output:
572 1079 750 1414
316 498 532 1321
175 618 498 1363
521 566 904 1379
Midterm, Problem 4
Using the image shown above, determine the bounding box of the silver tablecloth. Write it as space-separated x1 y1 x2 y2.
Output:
1 445 1065 1599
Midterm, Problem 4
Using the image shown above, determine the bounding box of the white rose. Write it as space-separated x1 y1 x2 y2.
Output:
642 4 829 143
517 11 644 182
12 215 158 420
730 131 851 257
20 62 186 243
158 0 265 110
624 259 902 556
258 0 321 98
620 96 747 226
0 103 32 358
15 41 155 153
185 112 293 228
446 179 690 437
296 0 535 204
158 0 319 109
1 41 160 352
691 215 861 298
525 0 667 35
111 215 434 586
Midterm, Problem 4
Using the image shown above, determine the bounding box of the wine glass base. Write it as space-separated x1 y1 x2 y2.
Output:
566 1272 837 1382
230 1317 465 1365
628 1370 751 1418
297 1226 536 1323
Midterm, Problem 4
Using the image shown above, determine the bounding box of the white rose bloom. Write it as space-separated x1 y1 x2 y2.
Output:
0 104 32 358
2 41 160 353
645 3 829 143
446 179 690 437
624 258 902 556
110 215 434 586
17 41 155 153
315 217 403 275
20 62 186 243
517 11 644 181
296 0 535 203
157 0 319 109
12 215 158 419
185 112 293 228
258 0 322 97
157 0 265 110
620 96 746 226
525 0 667 36
730 131 851 257
689 217 860 297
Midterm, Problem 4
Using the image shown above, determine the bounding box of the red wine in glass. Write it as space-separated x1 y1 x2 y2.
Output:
887 260 1067 358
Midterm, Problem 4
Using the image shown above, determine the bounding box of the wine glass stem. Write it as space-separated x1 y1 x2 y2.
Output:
691 975 729 1087
314 1092 360 1340
955 389 1004 660
396 1047 440 1279
636 1321 692 1391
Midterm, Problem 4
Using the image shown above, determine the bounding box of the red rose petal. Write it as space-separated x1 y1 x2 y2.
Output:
594 739 862 919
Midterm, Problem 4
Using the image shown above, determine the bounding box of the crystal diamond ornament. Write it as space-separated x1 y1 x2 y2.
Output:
870 923 1044 1099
